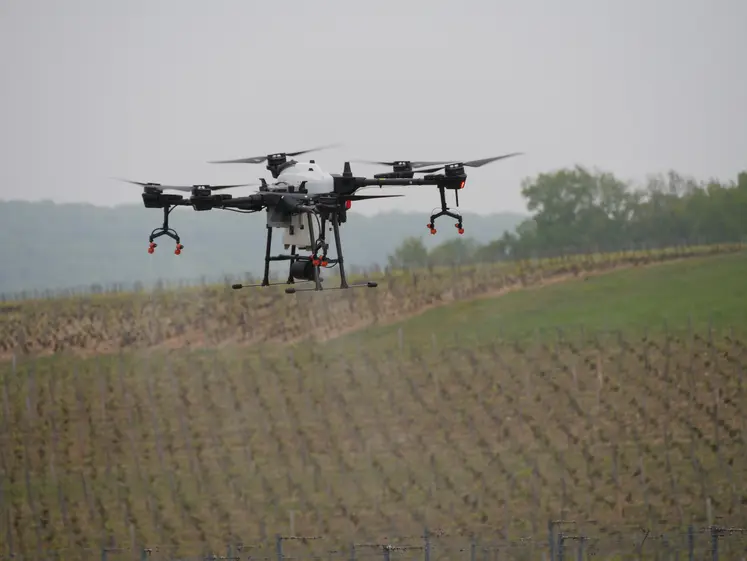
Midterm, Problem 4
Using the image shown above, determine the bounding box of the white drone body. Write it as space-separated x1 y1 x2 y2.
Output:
270 160 335 195
260 159 337 250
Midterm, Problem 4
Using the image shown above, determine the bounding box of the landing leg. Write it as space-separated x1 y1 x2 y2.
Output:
286 245 296 284
262 225 272 286
331 212 349 289
283 212 376 294
317 215 328 257
306 213 322 291
147 205 183 254
426 186 464 235
314 215 330 265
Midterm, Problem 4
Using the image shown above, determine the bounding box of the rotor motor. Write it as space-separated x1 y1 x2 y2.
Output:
373 161 415 179
266 153 294 178
266 153 287 167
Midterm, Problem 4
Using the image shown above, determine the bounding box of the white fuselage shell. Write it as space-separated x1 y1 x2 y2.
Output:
263 160 336 250
274 161 334 195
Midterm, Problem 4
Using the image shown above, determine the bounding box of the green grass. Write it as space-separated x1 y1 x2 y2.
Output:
332 252 747 351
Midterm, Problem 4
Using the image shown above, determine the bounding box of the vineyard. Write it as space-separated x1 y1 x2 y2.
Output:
0 247 746 560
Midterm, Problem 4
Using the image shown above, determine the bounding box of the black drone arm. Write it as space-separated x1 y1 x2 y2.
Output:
331 171 468 235
142 189 314 215
332 173 464 195
141 191 192 209
140 190 271 254
359 175 465 189
223 192 314 213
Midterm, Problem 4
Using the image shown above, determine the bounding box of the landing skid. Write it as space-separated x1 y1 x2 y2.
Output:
232 279 315 290
233 209 380 295
285 281 378 294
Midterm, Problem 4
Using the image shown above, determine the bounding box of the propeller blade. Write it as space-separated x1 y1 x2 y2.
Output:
286 143 341 157
113 178 256 192
208 156 268 164
410 152 523 169
151 185 198 192
209 143 341 165
204 183 259 191
463 152 523 167
411 166 446 174
153 183 258 192
353 159 448 168
351 159 399 166
113 177 172 190
408 160 455 168
116 178 158 187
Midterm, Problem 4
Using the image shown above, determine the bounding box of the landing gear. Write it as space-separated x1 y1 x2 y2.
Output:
147 206 184 254
426 185 464 235
231 209 377 293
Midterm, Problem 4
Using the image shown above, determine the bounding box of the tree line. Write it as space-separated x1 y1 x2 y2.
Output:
387 166 747 268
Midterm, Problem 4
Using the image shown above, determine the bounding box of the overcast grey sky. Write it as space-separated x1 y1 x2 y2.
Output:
1 0 745 216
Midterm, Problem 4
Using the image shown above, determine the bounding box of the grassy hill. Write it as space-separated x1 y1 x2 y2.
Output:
2 244 742 359
1 247 746 559
338 248 747 349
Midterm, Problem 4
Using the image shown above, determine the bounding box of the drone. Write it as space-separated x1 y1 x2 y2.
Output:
118 144 521 294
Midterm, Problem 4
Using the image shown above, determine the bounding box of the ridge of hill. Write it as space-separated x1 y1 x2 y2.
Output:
1 243 743 360
0 199 526 295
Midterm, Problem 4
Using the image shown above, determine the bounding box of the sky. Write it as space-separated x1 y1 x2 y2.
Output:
1 0 745 217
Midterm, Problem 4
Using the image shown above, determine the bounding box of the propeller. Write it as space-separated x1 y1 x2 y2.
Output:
115 178 257 192
353 152 522 174
352 159 445 169
409 152 524 172
208 143 341 164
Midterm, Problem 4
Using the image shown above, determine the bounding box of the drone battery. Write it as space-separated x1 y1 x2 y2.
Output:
282 214 313 250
